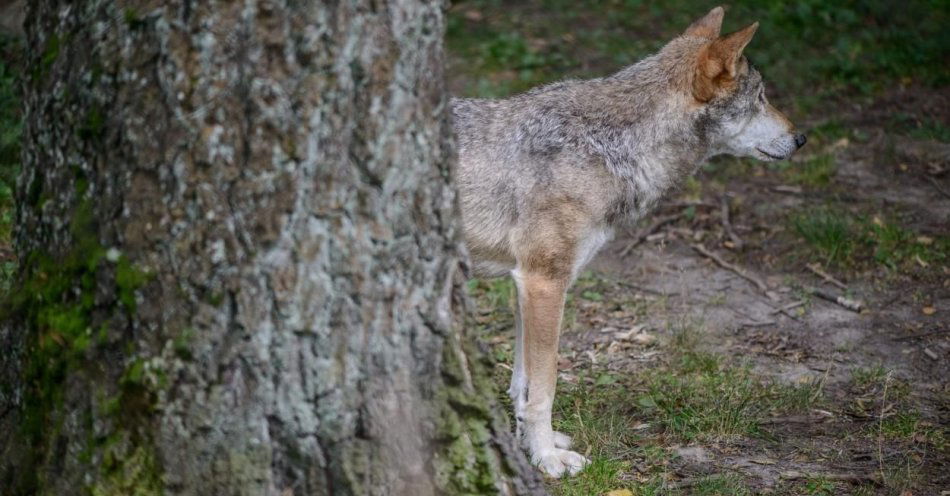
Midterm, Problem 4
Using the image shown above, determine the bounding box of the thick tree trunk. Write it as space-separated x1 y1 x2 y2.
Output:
0 1 544 494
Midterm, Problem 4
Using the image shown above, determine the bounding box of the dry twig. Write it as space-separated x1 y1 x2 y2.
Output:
891 328 949 341
691 243 772 298
806 286 864 312
770 300 805 315
806 263 847 290
780 470 880 486
720 196 744 250
772 185 803 194
877 371 892 486
619 212 684 257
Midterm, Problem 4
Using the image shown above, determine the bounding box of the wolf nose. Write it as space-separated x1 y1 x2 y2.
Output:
794 134 807 149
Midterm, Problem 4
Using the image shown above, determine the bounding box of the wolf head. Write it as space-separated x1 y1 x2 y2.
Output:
679 6 805 162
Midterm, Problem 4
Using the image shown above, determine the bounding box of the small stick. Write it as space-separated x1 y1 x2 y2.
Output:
761 414 830 425
720 196 745 250
739 320 777 328
619 212 683 257
691 243 771 296
806 286 864 312
720 196 744 250
891 328 950 341
806 263 847 290
877 372 892 486
770 300 805 315
780 470 880 485
772 185 802 194
766 301 800 321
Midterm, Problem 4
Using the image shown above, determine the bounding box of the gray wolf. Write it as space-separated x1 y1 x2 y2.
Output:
451 6 805 478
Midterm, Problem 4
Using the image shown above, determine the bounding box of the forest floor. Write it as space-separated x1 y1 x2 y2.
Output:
450 1 949 495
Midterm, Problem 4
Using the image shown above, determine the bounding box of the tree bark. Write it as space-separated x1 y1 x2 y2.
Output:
0 1 545 494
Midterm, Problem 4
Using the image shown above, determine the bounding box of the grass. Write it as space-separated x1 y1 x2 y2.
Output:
792 208 854 264
467 263 948 494
639 325 822 442
448 0 949 110
692 474 753 496
448 2 950 492
466 297 824 495
791 207 950 270
786 154 836 187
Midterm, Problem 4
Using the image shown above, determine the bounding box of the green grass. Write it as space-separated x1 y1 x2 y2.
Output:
791 207 949 270
549 457 630 496
890 113 950 142
467 277 515 311
792 208 854 264
787 154 836 187
470 271 946 494
448 0 949 112
803 477 836 496
850 365 888 389
692 474 753 495
544 322 821 494
641 349 822 441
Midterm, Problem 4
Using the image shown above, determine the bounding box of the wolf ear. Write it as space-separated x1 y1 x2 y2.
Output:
684 6 724 39
693 22 758 102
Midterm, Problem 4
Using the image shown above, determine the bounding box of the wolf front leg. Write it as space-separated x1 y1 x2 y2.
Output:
512 269 589 478
510 274 575 452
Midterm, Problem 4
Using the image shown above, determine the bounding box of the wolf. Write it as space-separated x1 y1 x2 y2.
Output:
451 6 806 478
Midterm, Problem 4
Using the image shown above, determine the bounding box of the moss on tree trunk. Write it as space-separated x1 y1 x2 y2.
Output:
0 1 546 494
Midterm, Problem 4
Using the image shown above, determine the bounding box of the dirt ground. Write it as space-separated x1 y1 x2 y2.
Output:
458 68 949 496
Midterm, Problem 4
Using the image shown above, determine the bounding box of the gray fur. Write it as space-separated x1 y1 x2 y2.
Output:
452 33 793 277
451 11 803 478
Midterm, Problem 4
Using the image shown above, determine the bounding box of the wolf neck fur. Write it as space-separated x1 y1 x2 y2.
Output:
589 42 714 219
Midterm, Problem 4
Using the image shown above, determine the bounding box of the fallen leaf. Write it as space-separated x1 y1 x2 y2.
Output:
614 325 647 341
922 306 936 315
917 235 934 245
605 490 633 496
631 332 656 345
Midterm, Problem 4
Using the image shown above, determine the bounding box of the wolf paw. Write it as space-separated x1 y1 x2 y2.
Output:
553 431 573 449
533 448 590 478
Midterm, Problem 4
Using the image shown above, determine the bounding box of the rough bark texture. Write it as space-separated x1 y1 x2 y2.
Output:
0 1 545 494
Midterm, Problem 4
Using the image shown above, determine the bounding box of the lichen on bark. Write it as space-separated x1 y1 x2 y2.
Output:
1 1 546 495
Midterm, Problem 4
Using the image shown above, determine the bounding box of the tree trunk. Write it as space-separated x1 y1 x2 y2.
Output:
0 1 545 494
